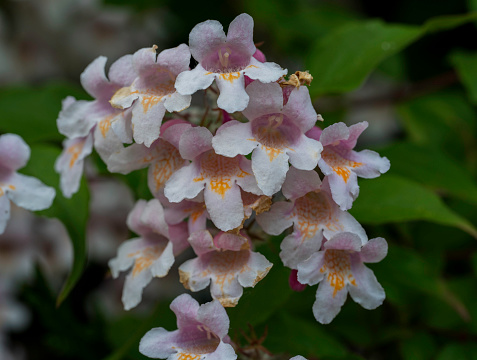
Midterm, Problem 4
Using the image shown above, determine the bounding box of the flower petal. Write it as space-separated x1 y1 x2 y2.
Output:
348 258 385 310
6 173 55 211
157 44 191 75
226 13 255 57
189 20 226 63
179 126 213 161
212 121 256 158
204 181 243 231
0 134 30 171
350 149 390 179
131 101 166 147
122 262 154 310
297 251 325 286
313 278 348 324
251 145 289 196
205 341 237 360
139 327 179 359
57 97 97 138
287 135 322 171
242 81 282 121
179 258 211 292
243 57 287 83
216 74 248 113
189 230 218 256
175 64 216 96
360 237 388 263
164 163 204 203
169 293 200 328
80 56 115 100
319 122 349 147
237 251 273 288
281 167 321 200
163 92 192 113
280 230 324 269
108 54 137 87
324 232 362 252
282 86 318 132
197 299 230 338
256 201 294 235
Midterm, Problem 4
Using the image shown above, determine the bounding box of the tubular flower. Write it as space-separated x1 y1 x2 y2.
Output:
164 126 262 232
163 195 209 236
316 121 390 210
57 54 136 159
0 134 55 234
109 199 189 310
110 45 192 147
107 120 190 200
175 13 287 113
256 167 366 269
139 293 237 360
179 230 272 307
297 232 387 324
212 81 322 196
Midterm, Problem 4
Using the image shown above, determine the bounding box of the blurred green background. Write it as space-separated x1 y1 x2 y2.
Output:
1 0 477 359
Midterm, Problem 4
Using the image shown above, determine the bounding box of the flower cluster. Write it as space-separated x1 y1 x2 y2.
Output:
55 13 390 358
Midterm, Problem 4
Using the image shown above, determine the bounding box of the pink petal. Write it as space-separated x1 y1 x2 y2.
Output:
140 199 169 238
126 200 148 235
319 122 349 147
256 201 294 235
282 86 318 132
305 126 323 142
179 126 213 161
156 44 191 76
312 279 348 324
226 13 256 57
108 54 137 87
0 134 30 171
289 269 307 292
139 327 179 359
324 232 362 252
280 230 324 269
163 92 191 113
189 230 218 256
242 81 282 121
57 97 97 138
161 121 192 150
179 258 211 292
132 46 158 76
349 149 390 179
197 298 230 338
297 251 325 286
189 20 226 63
212 121 257 158
360 237 388 263
235 156 262 195
80 56 115 101
93 119 124 162
281 167 321 200
205 341 237 360
236 251 273 288
342 121 368 149
348 258 385 310
169 293 200 328
214 232 249 251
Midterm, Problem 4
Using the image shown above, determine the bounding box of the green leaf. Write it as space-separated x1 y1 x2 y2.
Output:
0 82 87 143
380 142 477 204
396 90 476 160
451 51 477 104
21 144 89 305
306 20 421 96
306 12 477 97
350 175 477 238
264 313 350 359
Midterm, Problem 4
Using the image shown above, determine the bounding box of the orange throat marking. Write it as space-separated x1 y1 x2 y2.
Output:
321 148 362 183
321 249 356 297
128 245 164 277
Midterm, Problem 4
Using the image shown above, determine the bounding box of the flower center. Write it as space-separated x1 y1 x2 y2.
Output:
320 249 356 297
294 191 333 240
202 46 250 73
321 147 362 183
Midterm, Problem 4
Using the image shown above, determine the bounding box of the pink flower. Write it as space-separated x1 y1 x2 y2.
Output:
56 54 137 197
164 126 262 232
109 199 189 310
179 230 272 307
163 194 209 236
139 293 237 360
110 45 192 147
175 13 287 113
297 232 387 324
213 81 322 196
317 122 390 210
0 134 55 234
107 120 190 201
256 167 366 269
